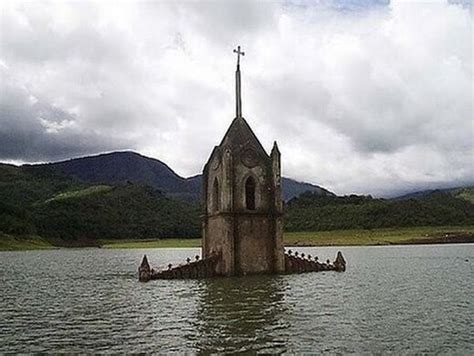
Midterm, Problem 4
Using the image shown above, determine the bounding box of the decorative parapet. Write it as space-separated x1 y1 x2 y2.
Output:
284 250 346 273
138 252 221 282
138 250 346 282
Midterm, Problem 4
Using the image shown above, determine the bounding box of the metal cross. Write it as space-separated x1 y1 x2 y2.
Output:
233 45 245 66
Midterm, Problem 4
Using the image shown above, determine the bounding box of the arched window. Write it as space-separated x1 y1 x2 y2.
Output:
245 176 256 210
212 178 220 212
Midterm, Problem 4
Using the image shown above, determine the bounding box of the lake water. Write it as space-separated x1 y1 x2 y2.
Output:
1 244 473 353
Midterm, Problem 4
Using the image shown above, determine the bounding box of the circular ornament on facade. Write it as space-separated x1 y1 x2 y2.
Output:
241 148 259 168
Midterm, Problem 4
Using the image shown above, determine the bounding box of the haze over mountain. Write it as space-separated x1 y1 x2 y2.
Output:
29 151 333 201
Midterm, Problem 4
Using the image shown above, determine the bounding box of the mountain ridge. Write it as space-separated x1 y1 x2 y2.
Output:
393 186 474 203
15 151 472 201
26 151 334 201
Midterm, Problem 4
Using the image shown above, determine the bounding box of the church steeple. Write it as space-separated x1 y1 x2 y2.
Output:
233 45 245 118
201 46 285 276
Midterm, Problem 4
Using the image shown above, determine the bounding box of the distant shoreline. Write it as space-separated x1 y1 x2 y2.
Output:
1 226 473 251
288 233 474 247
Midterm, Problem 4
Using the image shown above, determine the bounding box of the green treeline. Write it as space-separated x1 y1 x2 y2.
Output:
1 164 473 241
285 191 474 231
0 164 200 239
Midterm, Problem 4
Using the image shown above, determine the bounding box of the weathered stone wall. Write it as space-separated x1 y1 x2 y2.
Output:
201 117 285 276
234 214 274 274
204 215 234 275
206 152 224 214
273 216 285 273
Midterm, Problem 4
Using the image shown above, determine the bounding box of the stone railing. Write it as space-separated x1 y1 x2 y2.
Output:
139 250 346 282
138 253 221 282
284 250 346 273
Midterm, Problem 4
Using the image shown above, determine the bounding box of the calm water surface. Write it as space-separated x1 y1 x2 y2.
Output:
1 245 473 353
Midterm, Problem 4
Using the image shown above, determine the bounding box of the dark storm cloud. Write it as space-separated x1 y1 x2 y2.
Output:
0 71 132 161
0 0 472 196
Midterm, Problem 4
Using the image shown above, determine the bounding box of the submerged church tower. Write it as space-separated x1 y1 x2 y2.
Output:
201 46 285 276
137 48 346 281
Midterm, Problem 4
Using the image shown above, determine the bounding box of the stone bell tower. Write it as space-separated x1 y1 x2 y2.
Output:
202 46 285 276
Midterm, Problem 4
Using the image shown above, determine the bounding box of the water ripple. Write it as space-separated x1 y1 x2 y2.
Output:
0 245 473 353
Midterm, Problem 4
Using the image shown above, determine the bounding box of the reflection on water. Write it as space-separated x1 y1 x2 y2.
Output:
0 245 473 353
195 275 288 353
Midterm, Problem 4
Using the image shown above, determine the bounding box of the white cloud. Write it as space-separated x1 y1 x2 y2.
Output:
0 0 472 196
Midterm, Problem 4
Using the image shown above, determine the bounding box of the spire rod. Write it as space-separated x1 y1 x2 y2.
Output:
233 45 245 118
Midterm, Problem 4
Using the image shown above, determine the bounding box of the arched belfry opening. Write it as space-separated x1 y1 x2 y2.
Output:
213 178 220 212
245 176 256 210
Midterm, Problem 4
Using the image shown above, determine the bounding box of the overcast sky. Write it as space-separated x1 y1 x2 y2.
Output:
0 0 472 197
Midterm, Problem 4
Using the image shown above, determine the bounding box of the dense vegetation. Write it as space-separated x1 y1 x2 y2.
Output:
0 164 201 240
1 162 473 243
0 164 79 235
285 190 474 231
32 185 200 239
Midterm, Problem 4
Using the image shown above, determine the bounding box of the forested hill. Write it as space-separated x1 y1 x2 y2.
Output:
30 151 332 201
285 189 474 231
1 161 473 242
0 163 200 239
0 156 330 240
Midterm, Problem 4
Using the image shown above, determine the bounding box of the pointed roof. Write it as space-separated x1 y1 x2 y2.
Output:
219 117 269 157
271 141 280 155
